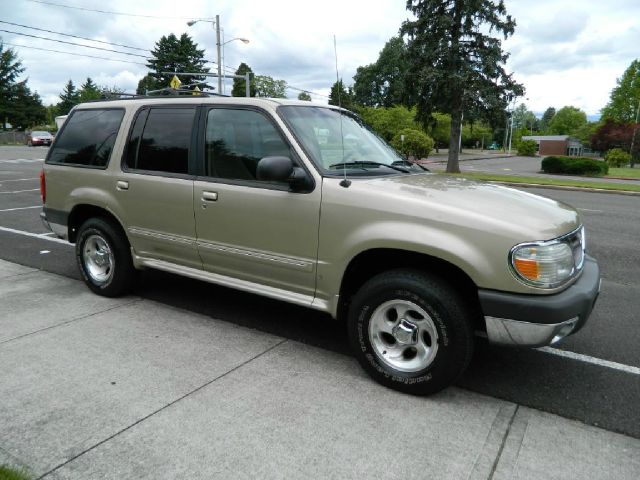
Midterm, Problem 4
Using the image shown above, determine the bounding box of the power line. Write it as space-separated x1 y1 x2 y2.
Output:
0 20 147 51
0 29 148 58
24 0 213 20
3 42 147 66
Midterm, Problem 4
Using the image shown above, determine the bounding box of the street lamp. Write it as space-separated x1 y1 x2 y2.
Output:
221 34 250 94
187 16 249 95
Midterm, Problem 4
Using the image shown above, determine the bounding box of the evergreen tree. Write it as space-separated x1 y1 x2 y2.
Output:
328 79 354 111
0 41 25 130
232 62 255 97
57 80 80 116
79 77 101 102
540 107 556 133
7 81 46 129
401 0 524 172
601 59 640 123
297 91 312 101
146 33 209 91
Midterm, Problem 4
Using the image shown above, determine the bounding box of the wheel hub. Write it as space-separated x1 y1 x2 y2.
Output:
392 318 419 345
368 299 439 373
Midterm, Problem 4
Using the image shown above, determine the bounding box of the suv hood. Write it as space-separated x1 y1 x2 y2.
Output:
356 173 580 241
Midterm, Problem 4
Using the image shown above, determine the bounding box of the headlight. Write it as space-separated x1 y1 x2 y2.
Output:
510 227 585 289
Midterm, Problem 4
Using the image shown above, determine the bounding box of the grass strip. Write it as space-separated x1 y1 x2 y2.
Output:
607 167 640 179
443 172 640 193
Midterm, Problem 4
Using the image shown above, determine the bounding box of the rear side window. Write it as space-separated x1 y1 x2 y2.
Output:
47 109 124 168
124 107 195 175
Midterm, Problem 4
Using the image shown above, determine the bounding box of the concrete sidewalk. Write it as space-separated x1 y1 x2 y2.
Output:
1 259 638 479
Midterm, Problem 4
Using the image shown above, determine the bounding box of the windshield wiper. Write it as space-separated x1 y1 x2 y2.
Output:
329 161 410 173
392 160 429 172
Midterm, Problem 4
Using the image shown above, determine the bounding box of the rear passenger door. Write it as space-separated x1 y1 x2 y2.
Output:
193 106 321 299
115 106 201 269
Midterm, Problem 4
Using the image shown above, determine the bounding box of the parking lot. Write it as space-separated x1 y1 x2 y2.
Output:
1 146 639 478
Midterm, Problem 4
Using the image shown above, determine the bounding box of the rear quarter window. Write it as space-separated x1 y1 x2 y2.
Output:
46 109 125 168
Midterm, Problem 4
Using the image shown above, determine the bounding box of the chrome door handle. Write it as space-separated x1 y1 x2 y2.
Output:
202 191 218 201
116 181 129 191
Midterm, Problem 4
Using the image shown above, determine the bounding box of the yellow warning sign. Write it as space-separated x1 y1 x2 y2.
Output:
192 86 201 96
169 75 182 89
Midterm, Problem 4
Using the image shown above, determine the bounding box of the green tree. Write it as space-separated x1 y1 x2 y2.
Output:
297 91 312 101
358 105 417 141
79 77 101 102
429 112 451 151
353 37 409 107
511 104 537 134
145 33 209 92
0 40 25 130
401 0 524 173
548 106 587 136
254 75 287 98
328 79 354 111
601 59 640 123
56 80 80 115
232 62 256 97
540 107 556 132
136 74 156 95
6 81 46 129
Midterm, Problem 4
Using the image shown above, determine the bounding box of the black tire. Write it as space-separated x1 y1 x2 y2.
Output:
75 217 135 297
347 269 475 395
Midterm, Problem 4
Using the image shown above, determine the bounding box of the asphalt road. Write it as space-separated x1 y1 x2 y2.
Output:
1 146 639 438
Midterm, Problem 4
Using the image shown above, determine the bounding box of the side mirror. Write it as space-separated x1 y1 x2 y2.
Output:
257 156 312 191
256 156 293 182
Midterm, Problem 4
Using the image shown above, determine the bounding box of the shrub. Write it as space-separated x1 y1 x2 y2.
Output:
541 156 609 176
391 128 435 159
517 139 537 156
605 148 631 167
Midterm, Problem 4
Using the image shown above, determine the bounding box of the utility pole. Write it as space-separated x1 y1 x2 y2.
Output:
215 14 222 95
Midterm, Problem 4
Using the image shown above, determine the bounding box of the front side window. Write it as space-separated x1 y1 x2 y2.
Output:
125 107 195 175
46 109 124 168
205 108 291 181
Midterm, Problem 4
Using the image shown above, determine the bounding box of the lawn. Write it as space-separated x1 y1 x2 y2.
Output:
444 172 640 193
608 167 640 179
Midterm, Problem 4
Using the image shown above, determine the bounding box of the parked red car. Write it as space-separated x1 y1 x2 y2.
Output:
27 131 53 147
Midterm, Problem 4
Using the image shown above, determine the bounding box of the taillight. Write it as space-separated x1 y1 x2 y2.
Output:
40 169 46 204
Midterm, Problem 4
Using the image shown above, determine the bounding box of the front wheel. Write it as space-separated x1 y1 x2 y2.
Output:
76 218 135 297
347 269 475 395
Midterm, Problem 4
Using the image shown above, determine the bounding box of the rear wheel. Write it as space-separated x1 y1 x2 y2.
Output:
76 218 135 297
347 269 474 395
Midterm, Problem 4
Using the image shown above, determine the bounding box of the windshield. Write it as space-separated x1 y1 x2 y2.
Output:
279 106 410 175
32 131 49 136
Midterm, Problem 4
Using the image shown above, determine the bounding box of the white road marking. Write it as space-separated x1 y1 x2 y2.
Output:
538 346 640 375
0 189 40 194
578 208 603 213
0 205 41 212
0 177 39 182
40 250 50 254
0 159 44 164
0 226 71 245
41 232 55 236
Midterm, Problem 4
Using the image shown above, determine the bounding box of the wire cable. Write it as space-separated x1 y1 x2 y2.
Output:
0 29 148 58
2 42 148 66
23 0 213 20
0 20 148 51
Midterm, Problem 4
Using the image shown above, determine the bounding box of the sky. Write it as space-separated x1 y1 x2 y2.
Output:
1 0 639 118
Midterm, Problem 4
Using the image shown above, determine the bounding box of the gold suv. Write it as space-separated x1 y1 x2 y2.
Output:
41 97 600 394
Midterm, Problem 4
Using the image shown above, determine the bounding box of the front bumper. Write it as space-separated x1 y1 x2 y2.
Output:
478 256 600 347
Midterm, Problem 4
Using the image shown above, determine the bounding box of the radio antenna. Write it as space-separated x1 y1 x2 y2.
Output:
334 34 351 188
